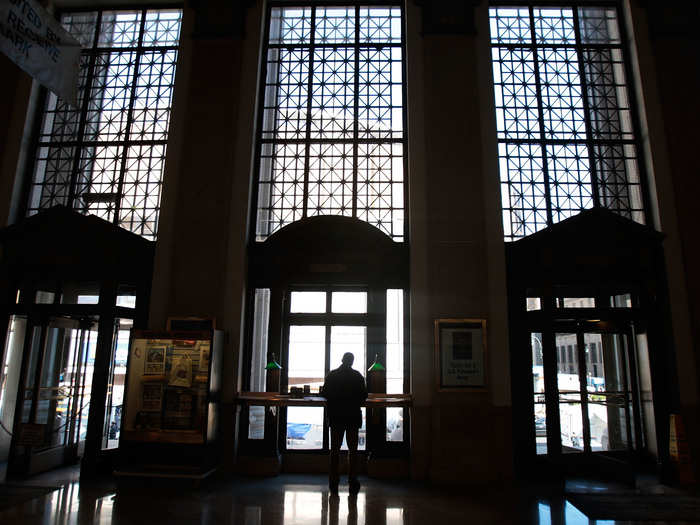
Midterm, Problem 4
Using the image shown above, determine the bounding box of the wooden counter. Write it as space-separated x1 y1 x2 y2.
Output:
235 392 412 407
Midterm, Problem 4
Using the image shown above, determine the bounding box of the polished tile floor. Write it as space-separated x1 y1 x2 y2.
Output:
1 468 699 525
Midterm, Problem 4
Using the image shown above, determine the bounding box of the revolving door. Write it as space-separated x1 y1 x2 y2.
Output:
530 318 645 461
0 207 154 478
8 316 97 475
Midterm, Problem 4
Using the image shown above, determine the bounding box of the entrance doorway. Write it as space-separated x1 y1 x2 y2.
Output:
282 289 371 452
8 316 97 476
531 320 644 463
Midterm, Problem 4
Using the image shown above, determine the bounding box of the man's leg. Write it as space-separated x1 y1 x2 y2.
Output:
346 426 360 493
329 426 344 492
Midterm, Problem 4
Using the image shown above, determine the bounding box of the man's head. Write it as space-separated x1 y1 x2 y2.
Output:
341 352 354 367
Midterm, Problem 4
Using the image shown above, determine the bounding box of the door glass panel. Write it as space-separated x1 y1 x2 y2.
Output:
0 317 26 441
78 329 98 444
556 333 583 453
329 326 366 374
286 406 324 449
102 318 131 449
21 326 43 423
531 332 547 455
290 292 326 313
288 326 325 393
327 408 366 451
585 332 631 451
386 289 404 442
34 320 95 451
329 326 366 451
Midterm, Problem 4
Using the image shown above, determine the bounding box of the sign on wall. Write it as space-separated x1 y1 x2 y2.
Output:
0 0 80 105
435 319 488 390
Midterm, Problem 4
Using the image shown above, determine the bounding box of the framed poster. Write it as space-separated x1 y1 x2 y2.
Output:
144 344 167 375
435 319 487 391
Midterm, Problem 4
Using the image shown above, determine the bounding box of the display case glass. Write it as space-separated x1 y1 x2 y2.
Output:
122 330 220 444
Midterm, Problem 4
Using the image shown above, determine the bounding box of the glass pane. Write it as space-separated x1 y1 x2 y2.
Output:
286 406 323 449
102 318 131 449
0 317 26 446
21 326 43 423
331 292 367 313
79 329 98 442
35 291 55 304
386 406 403 442
36 324 77 449
288 326 325 393
557 297 595 308
250 289 271 392
585 333 631 451
611 293 632 308
330 326 366 375
559 393 584 453
115 295 136 308
290 292 326 313
526 298 541 311
328 407 366 451
248 405 265 440
386 290 403 394
531 332 547 455
556 333 583 453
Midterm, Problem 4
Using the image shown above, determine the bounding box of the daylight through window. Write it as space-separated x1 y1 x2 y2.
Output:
25 9 183 240
254 4 406 242
489 5 646 241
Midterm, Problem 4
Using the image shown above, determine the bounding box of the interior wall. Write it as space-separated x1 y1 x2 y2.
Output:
406 1 512 483
629 1 700 478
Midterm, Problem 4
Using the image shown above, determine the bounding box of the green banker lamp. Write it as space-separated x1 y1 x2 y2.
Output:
367 354 386 394
265 353 282 393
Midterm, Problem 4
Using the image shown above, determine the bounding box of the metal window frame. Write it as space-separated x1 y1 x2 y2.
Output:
249 1 408 244
19 4 184 240
489 2 652 241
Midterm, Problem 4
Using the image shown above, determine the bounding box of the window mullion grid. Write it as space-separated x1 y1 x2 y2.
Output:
301 8 318 219
615 4 651 224
66 10 103 211
572 7 601 209
352 6 360 218
529 6 554 228
113 10 149 233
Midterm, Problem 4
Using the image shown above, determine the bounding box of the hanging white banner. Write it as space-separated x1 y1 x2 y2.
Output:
0 0 81 105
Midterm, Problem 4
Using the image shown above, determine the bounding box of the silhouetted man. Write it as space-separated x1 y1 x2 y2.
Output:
322 352 367 494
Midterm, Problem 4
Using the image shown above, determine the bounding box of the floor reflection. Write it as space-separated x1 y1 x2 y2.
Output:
535 500 617 525
0 472 696 525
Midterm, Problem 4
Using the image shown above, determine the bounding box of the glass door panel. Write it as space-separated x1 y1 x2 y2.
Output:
330 326 367 451
286 406 324 450
330 326 366 374
584 332 633 452
36 326 69 449
102 318 132 450
555 333 584 453
288 326 325 393
531 332 547 455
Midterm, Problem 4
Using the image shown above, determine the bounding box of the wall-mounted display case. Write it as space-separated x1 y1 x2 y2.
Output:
117 329 223 478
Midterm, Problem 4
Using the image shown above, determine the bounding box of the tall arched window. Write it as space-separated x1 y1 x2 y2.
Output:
252 3 406 242
243 3 408 457
489 5 649 241
24 8 183 240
